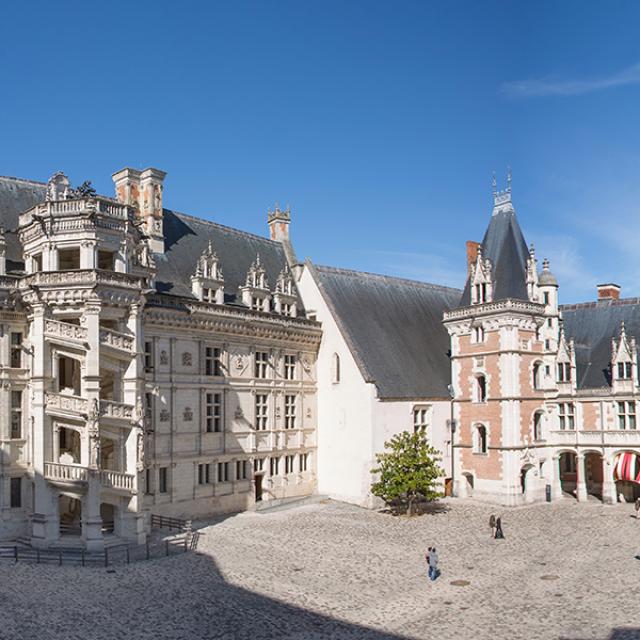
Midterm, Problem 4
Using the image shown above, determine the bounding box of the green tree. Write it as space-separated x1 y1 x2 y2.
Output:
371 430 444 515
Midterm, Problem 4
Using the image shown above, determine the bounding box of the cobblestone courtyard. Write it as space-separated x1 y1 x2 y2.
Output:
2 499 640 640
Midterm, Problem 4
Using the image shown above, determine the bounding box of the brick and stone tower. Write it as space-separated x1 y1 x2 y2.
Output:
443 172 551 505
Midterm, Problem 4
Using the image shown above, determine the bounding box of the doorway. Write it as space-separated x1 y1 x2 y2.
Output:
254 474 263 502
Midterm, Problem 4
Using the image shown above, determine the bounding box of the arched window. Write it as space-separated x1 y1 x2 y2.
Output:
332 353 341 384
532 362 542 390
533 411 544 441
474 375 487 403
473 424 487 454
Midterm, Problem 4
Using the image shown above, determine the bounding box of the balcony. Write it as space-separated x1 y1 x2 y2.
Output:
44 462 88 486
548 429 640 448
21 270 144 292
44 319 88 347
45 392 88 420
99 469 135 493
19 197 130 228
99 399 134 425
99 328 135 358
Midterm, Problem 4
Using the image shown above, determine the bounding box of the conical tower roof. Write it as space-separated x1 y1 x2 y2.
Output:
459 173 529 306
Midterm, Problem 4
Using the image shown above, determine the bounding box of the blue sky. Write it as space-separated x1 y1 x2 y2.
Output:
1 1 640 303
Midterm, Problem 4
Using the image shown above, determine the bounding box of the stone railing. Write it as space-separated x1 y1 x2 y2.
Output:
99 328 134 353
21 270 144 291
45 392 88 415
548 429 640 447
100 399 134 421
100 469 135 492
443 298 547 321
45 319 88 343
44 462 88 483
19 197 130 227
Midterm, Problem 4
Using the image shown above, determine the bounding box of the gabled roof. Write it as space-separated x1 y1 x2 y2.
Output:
459 204 530 306
561 298 640 389
309 263 461 399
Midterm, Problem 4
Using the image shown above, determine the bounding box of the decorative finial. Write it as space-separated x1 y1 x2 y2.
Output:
507 167 512 192
542 258 550 271
492 172 497 196
529 243 535 257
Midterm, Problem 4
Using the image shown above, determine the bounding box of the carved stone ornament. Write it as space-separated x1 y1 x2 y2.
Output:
160 350 169 365
234 406 244 419
160 409 170 422
182 352 193 367
301 356 311 372
136 432 145 471
183 407 193 422
306 407 312 419
235 355 245 370
275 406 282 419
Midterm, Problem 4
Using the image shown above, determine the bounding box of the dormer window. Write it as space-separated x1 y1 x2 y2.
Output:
241 255 271 312
617 362 633 380
191 242 225 304
274 267 297 317
557 362 571 383
252 296 266 311
469 248 493 305
474 284 487 304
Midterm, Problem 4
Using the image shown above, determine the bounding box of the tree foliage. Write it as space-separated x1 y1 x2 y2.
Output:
371 430 444 515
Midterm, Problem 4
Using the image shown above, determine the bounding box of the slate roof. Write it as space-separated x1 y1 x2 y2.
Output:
157 209 304 308
459 205 530 306
309 263 461 399
0 176 303 310
561 298 640 390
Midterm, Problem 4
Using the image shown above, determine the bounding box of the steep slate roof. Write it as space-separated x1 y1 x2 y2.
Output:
561 298 640 390
459 204 530 306
310 263 461 399
157 209 303 308
0 176 303 310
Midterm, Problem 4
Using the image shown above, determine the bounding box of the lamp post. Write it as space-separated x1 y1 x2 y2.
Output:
447 383 456 497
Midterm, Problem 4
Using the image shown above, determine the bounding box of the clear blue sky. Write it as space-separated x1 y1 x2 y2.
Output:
2 1 640 303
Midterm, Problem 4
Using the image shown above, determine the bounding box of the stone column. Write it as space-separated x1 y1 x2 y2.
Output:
551 454 563 500
601 455 617 504
576 453 588 502
82 472 104 552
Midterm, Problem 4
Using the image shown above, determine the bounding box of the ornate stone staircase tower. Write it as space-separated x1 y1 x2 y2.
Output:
18 175 153 549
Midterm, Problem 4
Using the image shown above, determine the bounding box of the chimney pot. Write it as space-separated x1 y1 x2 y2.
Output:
597 283 621 301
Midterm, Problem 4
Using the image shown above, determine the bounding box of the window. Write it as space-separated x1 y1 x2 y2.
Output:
473 283 488 304
285 455 295 474
254 457 265 472
33 254 42 272
474 375 487 403
473 425 487 454
252 296 265 311
255 394 268 430
284 395 296 429
217 461 230 482
158 467 168 493
544 339 551 351
198 463 211 484
236 460 248 480
281 302 293 317
413 407 429 433
617 362 633 380
10 333 23 368
533 411 544 441
557 362 571 383
270 456 280 476
145 393 153 422
472 326 485 343
205 393 223 433
332 353 341 383
532 363 542 390
563 454 576 473
144 341 154 371
618 401 636 430
299 453 308 472
58 248 80 270
543 292 549 305
255 351 268 379
284 354 296 380
145 468 153 494
10 391 22 439
98 250 115 270
558 403 575 430
10 478 21 508
205 347 223 376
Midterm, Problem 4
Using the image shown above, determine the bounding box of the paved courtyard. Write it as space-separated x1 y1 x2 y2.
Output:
2 498 640 640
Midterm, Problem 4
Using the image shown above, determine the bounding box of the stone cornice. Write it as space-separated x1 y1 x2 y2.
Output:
443 298 546 322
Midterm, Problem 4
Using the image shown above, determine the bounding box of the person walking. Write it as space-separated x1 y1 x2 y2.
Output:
428 546 439 581
489 514 496 538
494 516 505 539
635 497 640 520
425 547 432 580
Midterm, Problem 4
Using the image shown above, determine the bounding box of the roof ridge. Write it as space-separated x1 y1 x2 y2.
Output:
560 297 640 310
169 209 280 246
313 263 462 294
0 175 47 187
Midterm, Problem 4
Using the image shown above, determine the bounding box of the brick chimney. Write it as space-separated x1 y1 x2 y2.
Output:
268 205 298 269
466 241 480 275
597 283 621 301
112 167 167 254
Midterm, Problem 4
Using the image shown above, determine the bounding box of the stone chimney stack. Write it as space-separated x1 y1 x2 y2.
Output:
268 205 298 270
466 241 480 276
112 167 167 254
597 283 621 301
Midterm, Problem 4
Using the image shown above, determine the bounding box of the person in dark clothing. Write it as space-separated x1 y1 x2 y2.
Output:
494 516 505 539
489 514 496 538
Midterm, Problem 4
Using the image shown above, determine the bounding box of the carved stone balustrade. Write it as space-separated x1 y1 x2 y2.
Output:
99 399 134 423
44 319 88 346
99 328 135 356
100 469 135 492
44 462 88 484
45 392 88 419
